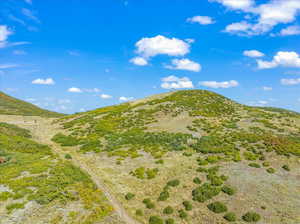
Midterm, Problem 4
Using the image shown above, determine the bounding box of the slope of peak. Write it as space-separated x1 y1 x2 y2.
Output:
0 91 63 117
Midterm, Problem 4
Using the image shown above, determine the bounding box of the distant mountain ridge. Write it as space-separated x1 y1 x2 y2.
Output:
0 91 62 117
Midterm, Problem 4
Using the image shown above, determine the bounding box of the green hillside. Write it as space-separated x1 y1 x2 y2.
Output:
52 90 300 224
0 91 63 117
0 122 113 223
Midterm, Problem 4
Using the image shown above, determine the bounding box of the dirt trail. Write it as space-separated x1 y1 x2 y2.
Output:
0 115 139 224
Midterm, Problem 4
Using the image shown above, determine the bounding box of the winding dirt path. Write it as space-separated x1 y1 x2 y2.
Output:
0 115 139 224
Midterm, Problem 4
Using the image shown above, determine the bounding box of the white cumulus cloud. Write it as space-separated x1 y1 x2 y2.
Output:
199 80 239 88
100 94 112 99
135 35 190 58
280 78 300 85
32 78 55 85
68 87 82 93
0 25 12 42
187 16 215 25
130 57 148 66
243 50 264 58
166 58 201 72
262 86 272 91
210 0 254 10
216 0 300 36
257 51 300 69
161 75 194 89
119 96 134 102
279 25 300 36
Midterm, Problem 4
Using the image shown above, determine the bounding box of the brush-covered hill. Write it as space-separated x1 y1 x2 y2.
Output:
0 91 62 117
53 90 300 224
0 122 114 224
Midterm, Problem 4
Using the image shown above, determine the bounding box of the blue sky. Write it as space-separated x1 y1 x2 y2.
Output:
1 0 300 113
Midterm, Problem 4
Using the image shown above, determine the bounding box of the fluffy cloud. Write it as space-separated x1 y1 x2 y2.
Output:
161 75 194 89
166 58 201 72
262 86 272 91
130 57 148 66
84 88 100 93
199 80 239 88
243 50 264 58
32 78 55 85
67 50 80 56
210 0 254 10
216 0 300 36
68 87 82 93
100 94 112 99
280 78 300 85
0 25 12 42
279 25 300 36
187 16 215 25
257 51 300 69
119 96 134 102
135 35 190 58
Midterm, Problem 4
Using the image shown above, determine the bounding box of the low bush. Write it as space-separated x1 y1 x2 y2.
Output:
163 206 174 214
167 179 180 187
207 201 228 213
51 133 79 146
165 218 175 224
242 212 261 222
248 163 261 168
65 154 72 159
224 212 236 222
149 216 163 224
262 162 270 167
266 168 276 173
192 183 221 202
136 209 143 216
221 186 235 196
158 191 169 201
178 209 188 219
143 198 155 209
282 164 290 171
193 177 201 184
125 193 135 200
183 201 193 211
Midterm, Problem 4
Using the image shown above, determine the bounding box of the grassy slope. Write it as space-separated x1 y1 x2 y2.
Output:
53 90 300 224
0 122 113 224
0 91 62 117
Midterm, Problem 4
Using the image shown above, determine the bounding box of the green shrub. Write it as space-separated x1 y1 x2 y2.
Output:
163 206 174 214
224 212 236 222
249 163 261 168
125 193 135 200
51 133 79 146
143 198 155 209
136 209 143 216
178 209 187 219
282 164 290 171
65 154 72 159
262 162 270 167
193 177 201 184
165 218 175 224
167 179 180 187
207 201 228 213
6 203 25 213
183 201 193 211
221 186 235 196
192 183 221 202
242 212 261 222
149 216 163 224
155 159 164 164
158 191 169 201
266 168 276 173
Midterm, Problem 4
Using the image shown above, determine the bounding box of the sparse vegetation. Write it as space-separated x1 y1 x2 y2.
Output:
207 201 228 213
224 212 237 222
242 212 261 222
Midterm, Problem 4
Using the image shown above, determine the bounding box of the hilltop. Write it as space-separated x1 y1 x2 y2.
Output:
0 90 299 224
0 91 62 117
